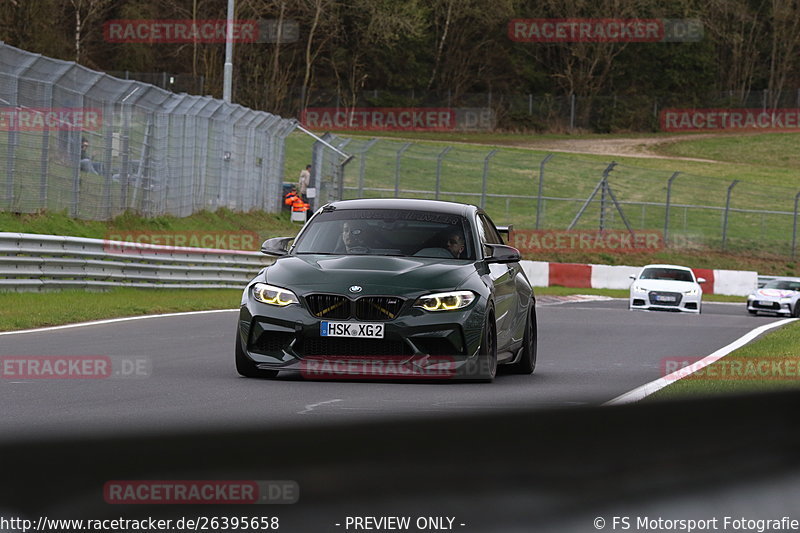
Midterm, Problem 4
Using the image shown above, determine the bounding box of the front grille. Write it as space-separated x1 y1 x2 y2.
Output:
648 291 682 306
305 294 405 321
306 294 350 319
753 301 780 310
355 297 404 320
298 338 412 357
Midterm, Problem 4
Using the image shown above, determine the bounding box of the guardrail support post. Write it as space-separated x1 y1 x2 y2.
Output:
722 179 739 250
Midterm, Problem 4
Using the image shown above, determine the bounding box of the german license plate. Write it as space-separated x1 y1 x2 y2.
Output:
758 300 772 306
656 295 676 302
320 321 384 339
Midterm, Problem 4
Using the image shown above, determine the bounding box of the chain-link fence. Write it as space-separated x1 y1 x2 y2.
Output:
299 88 800 132
0 42 296 220
314 134 800 258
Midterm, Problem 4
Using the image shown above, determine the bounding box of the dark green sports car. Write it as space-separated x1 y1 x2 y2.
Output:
236 198 536 381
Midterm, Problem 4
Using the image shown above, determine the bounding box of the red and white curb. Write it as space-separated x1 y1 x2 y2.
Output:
521 260 757 297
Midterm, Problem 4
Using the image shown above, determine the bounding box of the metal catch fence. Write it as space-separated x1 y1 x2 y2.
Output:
0 42 296 221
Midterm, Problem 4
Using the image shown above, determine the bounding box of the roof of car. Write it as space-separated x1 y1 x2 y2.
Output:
640 264 694 271
323 198 477 216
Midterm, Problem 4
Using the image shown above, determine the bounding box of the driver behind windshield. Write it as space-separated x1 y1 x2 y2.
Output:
342 220 368 252
446 232 465 258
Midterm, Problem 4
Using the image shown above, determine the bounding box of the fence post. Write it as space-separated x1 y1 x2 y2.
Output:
598 162 618 231
664 171 680 246
721 179 739 250
536 154 554 229
335 138 353 200
358 138 379 197
569 93 576 131
435 146 451 200
395 142 411 197
481 149 498 209
792 191 800 259
4 125 14 210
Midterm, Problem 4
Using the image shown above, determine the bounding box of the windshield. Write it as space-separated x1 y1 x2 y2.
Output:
763 280 800 291
640 267 695 282
292 208 475 259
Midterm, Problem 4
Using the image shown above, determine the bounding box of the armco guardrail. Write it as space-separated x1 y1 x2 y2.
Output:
0 233 273 291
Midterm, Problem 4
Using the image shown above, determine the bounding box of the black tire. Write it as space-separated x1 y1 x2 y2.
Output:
748 309 757 316
506 306 537 375
235 333 279 379
793 304 800 318
477 307 498 382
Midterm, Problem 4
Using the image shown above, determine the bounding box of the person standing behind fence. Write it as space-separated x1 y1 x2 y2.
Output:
80 137 102 175
298 164 311 202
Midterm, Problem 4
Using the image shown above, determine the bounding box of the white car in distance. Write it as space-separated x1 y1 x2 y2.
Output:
629 264 705 314
746 277 800 317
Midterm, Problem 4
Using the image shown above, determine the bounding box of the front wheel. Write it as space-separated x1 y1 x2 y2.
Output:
506 306 537 375
235 333 279 379
475 308 497 382
793 304 800 318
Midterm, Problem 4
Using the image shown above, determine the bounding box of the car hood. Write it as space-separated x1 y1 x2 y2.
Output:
635 279 698 292
751 288 798 300
261 255 476 295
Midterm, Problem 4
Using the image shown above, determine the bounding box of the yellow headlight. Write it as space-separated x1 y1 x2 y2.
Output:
253 283 299 306
415 291 475 312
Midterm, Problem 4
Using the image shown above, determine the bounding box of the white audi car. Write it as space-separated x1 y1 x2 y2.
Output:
746 277 800 317
629 264 705 314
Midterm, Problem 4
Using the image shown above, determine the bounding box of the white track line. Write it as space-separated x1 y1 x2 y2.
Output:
0 309 238 336
605 318 799 405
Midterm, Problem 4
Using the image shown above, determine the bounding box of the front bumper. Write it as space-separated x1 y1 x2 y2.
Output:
629 290 701 313
237 294 491 380
747 299 792 315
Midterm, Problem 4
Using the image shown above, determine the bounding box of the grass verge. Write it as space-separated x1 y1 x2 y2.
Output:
648 320 800 398
0 288 241 332
331 130 800 188
0 208 300 244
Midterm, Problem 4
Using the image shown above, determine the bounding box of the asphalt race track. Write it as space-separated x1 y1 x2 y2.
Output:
0 298 784 442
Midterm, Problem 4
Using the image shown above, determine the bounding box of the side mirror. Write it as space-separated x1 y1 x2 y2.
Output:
629 275 636 280
697 277 707 284
260 237 294 256
485 244 521 264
